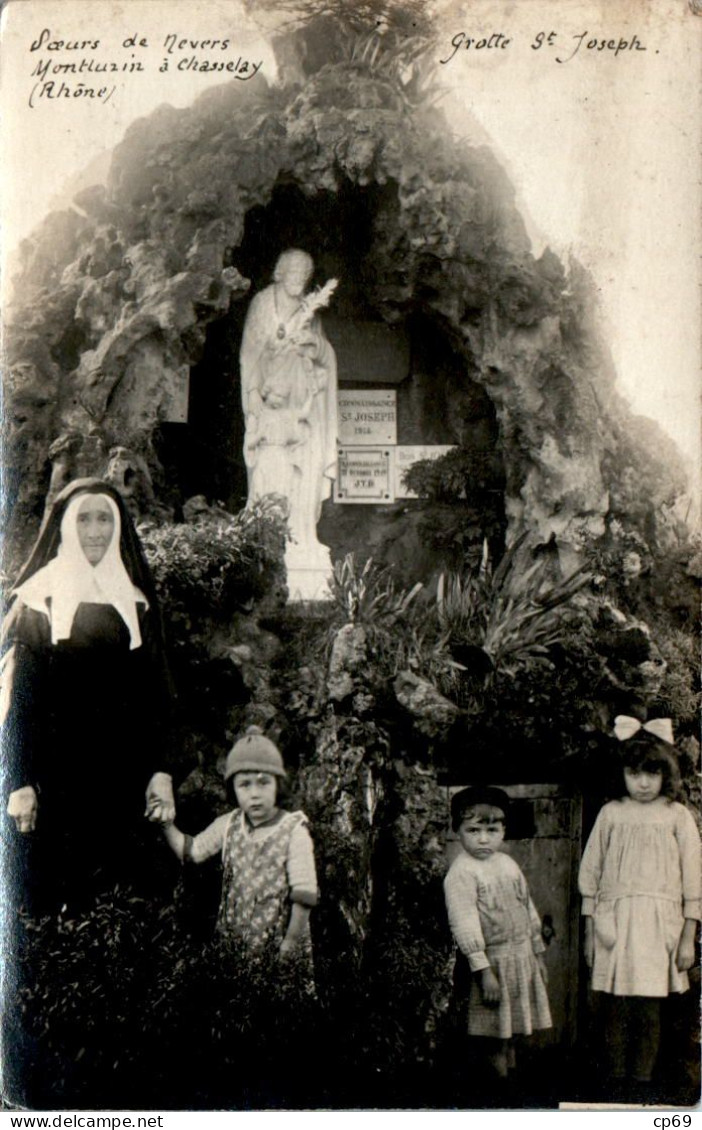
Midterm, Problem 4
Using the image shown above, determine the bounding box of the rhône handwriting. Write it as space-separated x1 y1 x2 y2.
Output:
29 81 116 107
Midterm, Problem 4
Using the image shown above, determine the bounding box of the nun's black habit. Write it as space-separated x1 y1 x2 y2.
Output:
3 479 178 912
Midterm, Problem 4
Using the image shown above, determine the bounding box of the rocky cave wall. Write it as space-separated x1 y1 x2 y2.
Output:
2 54 691 575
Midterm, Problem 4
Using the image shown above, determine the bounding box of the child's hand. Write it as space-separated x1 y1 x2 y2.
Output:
480 967 501 1005
676 940 695 972
675 919 697 972
279 936 299 960
676 922 697 972
279 935 300 962
144 772 175 825
145 799 176 825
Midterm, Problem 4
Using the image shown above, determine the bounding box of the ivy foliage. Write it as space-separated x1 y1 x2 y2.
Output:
138 496 287 639
401 445 503 504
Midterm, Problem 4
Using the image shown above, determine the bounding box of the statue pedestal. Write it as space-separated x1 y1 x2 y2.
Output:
285 540 333 602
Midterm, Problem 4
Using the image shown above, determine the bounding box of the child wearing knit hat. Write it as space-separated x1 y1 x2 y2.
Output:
161 726 318 983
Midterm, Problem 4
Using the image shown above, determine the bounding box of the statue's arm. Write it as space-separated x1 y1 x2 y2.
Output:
240 291 270 417
306 315 335 390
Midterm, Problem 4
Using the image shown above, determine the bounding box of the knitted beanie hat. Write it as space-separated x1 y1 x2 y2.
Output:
224 725 287 781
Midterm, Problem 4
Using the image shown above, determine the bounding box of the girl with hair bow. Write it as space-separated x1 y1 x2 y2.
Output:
578 716 701 1096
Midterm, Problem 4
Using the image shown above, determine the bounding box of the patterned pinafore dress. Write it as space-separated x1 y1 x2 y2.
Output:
217 810 315 992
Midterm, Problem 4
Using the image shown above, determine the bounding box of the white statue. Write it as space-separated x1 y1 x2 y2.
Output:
240 249 338 599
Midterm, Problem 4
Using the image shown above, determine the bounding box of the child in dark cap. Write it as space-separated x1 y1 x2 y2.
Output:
162 726 317 989
444 786 551 1079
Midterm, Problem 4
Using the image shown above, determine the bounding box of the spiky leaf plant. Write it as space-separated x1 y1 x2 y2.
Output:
329 553 423 627
437 535 592 680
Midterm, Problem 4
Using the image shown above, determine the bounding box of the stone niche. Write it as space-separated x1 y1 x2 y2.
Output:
4 56 690 582
169 178 506 583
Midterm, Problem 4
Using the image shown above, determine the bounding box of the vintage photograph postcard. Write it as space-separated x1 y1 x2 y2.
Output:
1 0 700 1113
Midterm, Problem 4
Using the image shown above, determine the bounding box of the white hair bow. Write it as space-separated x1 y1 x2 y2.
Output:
613 715 674 744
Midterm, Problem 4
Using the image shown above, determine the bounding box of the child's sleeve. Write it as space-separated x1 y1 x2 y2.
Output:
675 805 702 921
578 806 609 916
444 864 489 972
287 820 318 907
189 813 231 864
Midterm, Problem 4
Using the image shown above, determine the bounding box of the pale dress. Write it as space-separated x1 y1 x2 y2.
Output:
579 797 702 997
444 850 552 1039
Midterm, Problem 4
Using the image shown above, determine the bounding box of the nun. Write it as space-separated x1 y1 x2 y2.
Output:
2 478 179 912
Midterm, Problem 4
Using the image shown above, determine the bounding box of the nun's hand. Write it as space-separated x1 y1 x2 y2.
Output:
145 772 175 825
7 786 38 833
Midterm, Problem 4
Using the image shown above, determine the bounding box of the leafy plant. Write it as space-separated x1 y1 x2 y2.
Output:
329 553 423 627
402 447 502 503
138 496 288 634
435 535 592 679
15 890 323 1109
396 621 468 698
15 892 177 1107
650 622 701 726
436 555 490 640
482 539 592 675
341 24 441 109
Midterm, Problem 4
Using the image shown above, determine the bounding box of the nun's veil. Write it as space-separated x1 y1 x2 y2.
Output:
4 480 166 664
12 479 159 611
